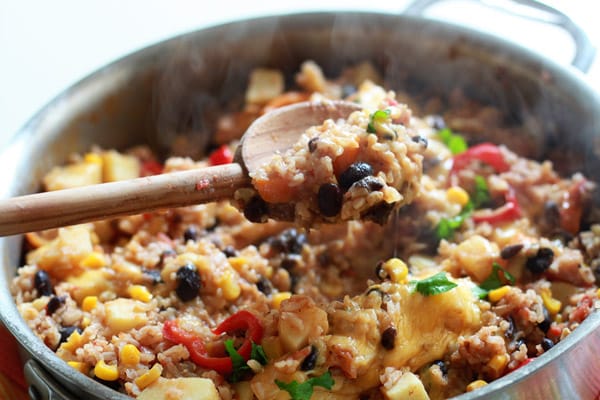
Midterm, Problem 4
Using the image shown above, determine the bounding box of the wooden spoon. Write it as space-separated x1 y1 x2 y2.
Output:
0 101 361 236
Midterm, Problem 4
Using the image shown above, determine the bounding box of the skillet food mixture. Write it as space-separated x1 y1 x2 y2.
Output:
12 61 600 400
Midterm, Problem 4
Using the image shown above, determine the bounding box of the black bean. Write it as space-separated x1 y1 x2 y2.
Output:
155 249 176 269
412 135 429 149
34 270 53 297
541 338 554 351
341 84 357 98
538 307 552 333
300 345 318 371
501 244 524 259
183 226 198 242
143 269 163 285
338 162 374 192
289 273 300 293
432 360 448 375
504 316 516 339
46 296 65 315
318 183 343 217
430 115 446 130
244 196 268 223
175 263 201 302
94 376 121 391
353 176 384 192
362 202 394 225
269 229 306 255
256 276 272 295
381 327 397 350
59 326 82 345
526 247 554 274
308 137 319 153
222 246 238 258
280 257 298 271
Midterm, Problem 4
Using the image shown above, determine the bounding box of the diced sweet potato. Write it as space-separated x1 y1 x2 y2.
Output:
102 150 140 182
43 161 102 191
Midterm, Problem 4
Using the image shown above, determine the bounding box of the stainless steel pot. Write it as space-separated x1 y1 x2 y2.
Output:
1 6 600 400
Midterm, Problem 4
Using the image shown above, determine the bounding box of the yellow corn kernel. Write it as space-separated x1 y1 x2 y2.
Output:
466 380 487 392
596 288 600 299
228 257 248 272
67 361 89 374
84 153 103 165
81 316 91 328
80 252 105 269
488 285 511 302
135 364 163 389
446 186 470 207
272 292 292 309
119 344 141 366
82 296 98 312
218 271 241 301
94 360 119 381
128 285 152 303
59 330 83 352
540 288 562 315
382 258 409 283
487 354 509 375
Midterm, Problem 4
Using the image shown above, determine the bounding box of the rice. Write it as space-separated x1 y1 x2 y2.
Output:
10 61 600 400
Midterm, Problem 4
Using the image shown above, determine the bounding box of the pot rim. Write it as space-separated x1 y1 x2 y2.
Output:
1 10 599 400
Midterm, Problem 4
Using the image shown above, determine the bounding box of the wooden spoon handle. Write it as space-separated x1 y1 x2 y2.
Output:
0 163 247 236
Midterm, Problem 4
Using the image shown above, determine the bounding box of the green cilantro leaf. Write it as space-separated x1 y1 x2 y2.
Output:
479 262 515 292
251 342 268 365
472 175 491 208
224 339 250 383
471 285 489 300
413 272 458 296
367 109 391 133
435 201 473 240
276 371 335 400
438 128 468 154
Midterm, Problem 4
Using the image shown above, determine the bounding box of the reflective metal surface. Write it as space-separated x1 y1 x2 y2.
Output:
0 12 599 399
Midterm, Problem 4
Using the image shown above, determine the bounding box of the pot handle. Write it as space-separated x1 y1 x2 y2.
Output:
24 359 72 400
403 0 596 72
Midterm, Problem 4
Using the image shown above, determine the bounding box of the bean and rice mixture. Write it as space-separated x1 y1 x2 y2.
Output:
11 60 600 400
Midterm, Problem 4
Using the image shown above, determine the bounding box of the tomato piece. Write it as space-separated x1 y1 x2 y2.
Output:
209 145 234 166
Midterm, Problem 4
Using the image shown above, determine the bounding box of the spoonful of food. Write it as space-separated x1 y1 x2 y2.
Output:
0 101 364 236
0 99 428 236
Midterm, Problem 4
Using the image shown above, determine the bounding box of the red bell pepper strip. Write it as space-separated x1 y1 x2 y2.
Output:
451 143 510 174
472 188 521 224
209 144 234 166
162 310 263 375
140 160 163 176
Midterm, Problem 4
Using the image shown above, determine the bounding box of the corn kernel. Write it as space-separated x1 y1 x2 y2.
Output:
81 316 91 328
228 257 248 272
218 271 241 301
446 186 470 207
128 285 152 303
84 153 103 165
80 252 105 269
59 330 83 352
487 354 509 375
120 344 141 366
466 380 487 392
596 288 600 299
382 258 409 283
67 361 89 374
540 288 562 315
135 364 163 389
94 360 119 381
272 292 292 309
82 296 98 312
488 285 511 302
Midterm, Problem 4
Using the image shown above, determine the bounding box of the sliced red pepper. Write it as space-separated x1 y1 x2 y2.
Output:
472 188 521 224
512 357 535 372
209 144 234 166
162 310 263 375
451 143 510 174
140 160 163 176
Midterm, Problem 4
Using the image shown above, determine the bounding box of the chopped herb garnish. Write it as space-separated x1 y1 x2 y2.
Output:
438 128 468 155
276 371 335 400
471 285 489 300
480 262 515 291
413 272 458 296
367 109 391 133
224 340 268 382
472 175 491 208
435 201 473 240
